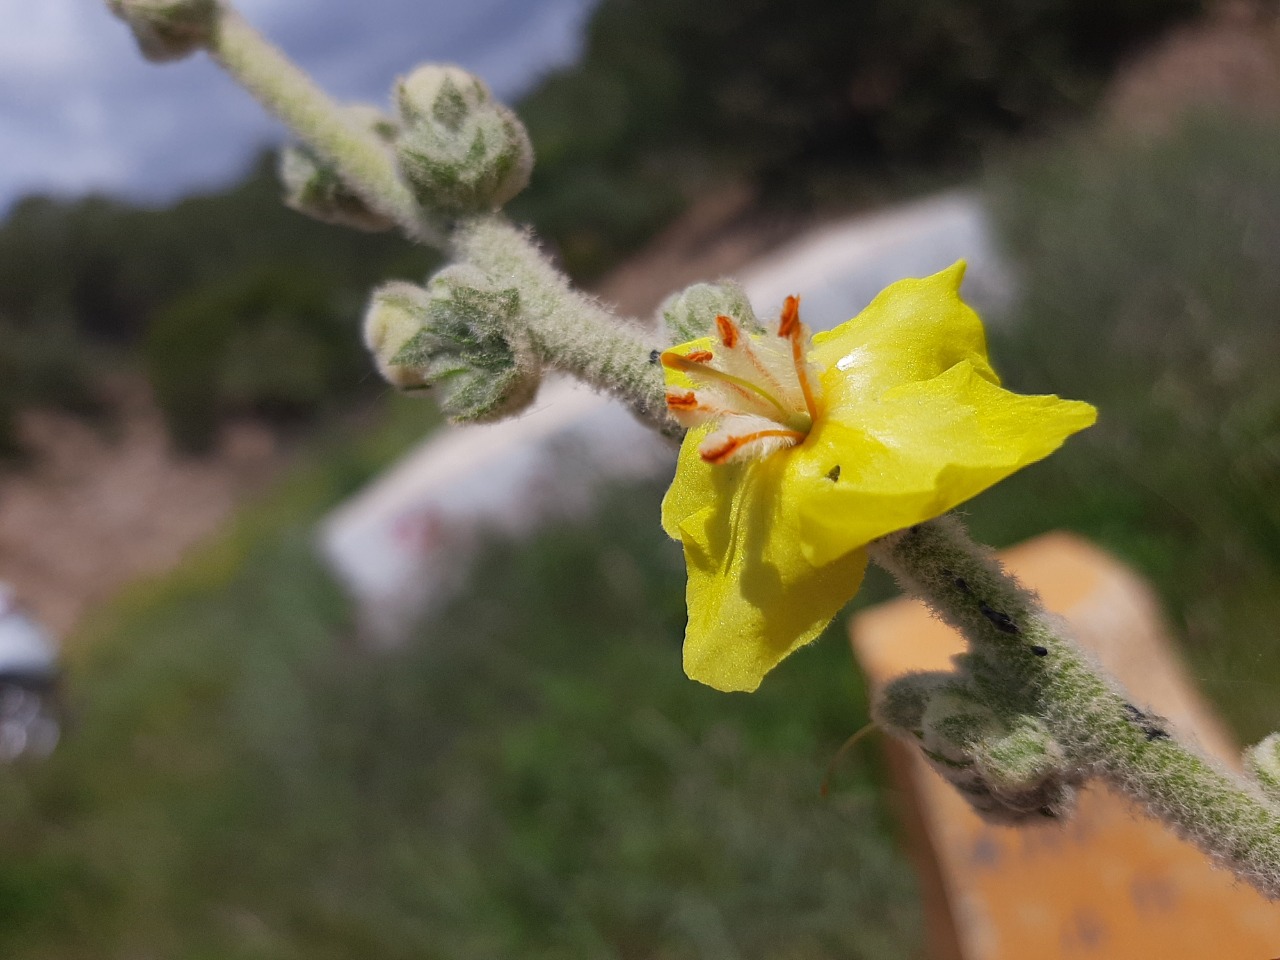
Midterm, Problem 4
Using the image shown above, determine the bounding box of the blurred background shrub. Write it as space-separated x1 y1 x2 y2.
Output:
145 267 372 452
0 156 435 456
513 0 1205 277
980 110 1280 739
0 318 104 460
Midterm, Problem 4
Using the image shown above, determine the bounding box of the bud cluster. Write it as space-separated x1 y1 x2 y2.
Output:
279 107 399 232
394 66 534 217
107 0 218 62
364 267 542 422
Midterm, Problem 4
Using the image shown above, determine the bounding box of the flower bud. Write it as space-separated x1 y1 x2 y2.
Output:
1245 733 1280 803
394 65 533 216
877 674 1077 825
874 671 951 738
364 282 433 391
660 281 761 344
920 689 1002 770
367 267 542 422
106 0 217 63
280 107 398 232
975 718 1065 797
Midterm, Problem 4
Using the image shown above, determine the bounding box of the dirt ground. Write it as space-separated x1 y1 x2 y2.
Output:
1104 1 1280 131
0 378 281 638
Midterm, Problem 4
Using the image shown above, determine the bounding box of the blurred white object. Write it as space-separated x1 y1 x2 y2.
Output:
740 190 1011 331
319 191 1010 642
320 378 672 642
0 583 61 760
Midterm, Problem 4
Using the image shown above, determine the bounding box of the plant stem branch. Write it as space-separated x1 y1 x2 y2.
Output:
456 218 679 435
870 515 1280 900
207 7 443 245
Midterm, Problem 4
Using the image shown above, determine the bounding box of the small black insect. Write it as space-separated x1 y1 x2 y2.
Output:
979 603 1020 635
1124 703 1170 741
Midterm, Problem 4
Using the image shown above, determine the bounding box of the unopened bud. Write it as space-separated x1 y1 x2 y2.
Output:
364 282 432 391
394 65 533 216
879 673 1076 824
661 281 761 344
874 671 951 738
976 718 1064 796
369 267 542 421
107 0 217 63
920 690 1001 770
280 107 398 232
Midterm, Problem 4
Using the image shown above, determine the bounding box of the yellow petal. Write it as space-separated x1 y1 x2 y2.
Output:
660 423 722 539
810 262 998 408
664 433 868 692
794 360 1097 567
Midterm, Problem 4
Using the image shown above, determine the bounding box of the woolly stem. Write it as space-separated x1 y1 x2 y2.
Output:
207 7 443 245
870 515 1280 900
455 217 678 435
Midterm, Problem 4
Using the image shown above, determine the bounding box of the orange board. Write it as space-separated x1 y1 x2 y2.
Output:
850 532 1280 958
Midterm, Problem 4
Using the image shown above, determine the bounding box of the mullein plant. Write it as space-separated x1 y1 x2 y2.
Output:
109 0 1280 899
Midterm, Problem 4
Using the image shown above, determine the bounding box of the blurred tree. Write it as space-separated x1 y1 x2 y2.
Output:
145 266 386 452
0 154 435 455
513 0 1205 278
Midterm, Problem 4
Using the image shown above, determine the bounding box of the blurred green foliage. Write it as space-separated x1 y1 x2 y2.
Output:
145 267 377 451
0 155 435 455
0 402 920 958
0 319 104 460
512 0 1204 277
0 155 428 345
977 111 1280 740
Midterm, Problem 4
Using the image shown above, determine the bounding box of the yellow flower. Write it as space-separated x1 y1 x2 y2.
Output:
660 263 1096 692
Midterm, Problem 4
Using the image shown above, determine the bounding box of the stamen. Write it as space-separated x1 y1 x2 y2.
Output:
665 390 699 411
686 350 714 363
715 314 739 348
780 295 820 423
778 296 800 338
700 428 806 464
661 350 795 421
727 327 790 402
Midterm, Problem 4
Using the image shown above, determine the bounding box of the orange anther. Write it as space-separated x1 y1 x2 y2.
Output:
686 349 714 363
658 349 687 369
700 428 805 464
778 295 801 338
666 390 700 410
715 314 739 348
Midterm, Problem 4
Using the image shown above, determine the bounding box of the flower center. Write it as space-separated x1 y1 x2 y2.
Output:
662 296 822 464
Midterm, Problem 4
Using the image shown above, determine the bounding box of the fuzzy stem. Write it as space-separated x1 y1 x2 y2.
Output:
455 217 679 435
207 7 443 245
871 515 1280 900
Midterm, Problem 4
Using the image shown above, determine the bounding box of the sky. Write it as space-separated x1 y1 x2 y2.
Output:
0 0 597 213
